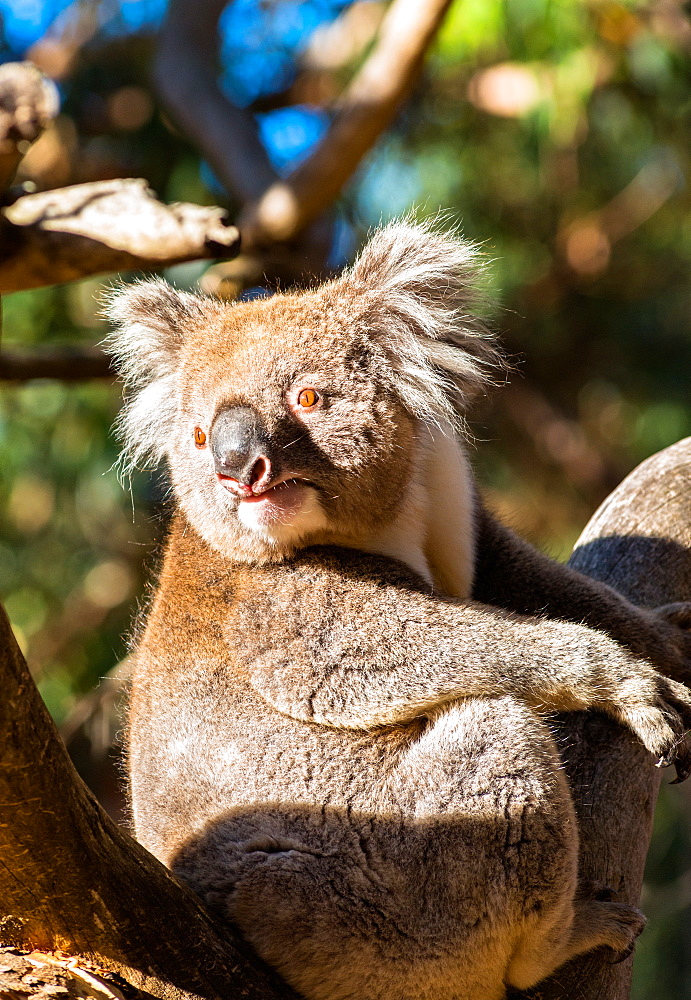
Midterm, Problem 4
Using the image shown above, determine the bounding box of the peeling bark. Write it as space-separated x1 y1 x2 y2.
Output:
0 178 240 294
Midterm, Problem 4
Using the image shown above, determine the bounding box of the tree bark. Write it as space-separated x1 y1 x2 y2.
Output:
0 178 240 294
0 344 112 380
517 436 691 1000
0 604 297 1000
0 62 59 194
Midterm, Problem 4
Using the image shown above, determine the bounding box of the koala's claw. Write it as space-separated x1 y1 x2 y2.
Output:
656 741 691 782
656 721 691 783
615 673 691 780
654 731 689 770
667 738 691 783
671 763 691 784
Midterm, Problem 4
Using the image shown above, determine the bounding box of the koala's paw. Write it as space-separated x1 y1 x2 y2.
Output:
646 602 691 685
607 672 691 782
655 602 691 630
600 903 647 964
572 896 646 966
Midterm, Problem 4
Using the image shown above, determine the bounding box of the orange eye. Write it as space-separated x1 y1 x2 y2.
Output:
194 427 207 448
297 388 319 409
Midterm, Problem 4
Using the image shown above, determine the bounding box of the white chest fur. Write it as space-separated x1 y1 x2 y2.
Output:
358 421 476 598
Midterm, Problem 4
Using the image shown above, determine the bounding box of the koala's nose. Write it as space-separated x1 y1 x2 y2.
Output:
209 406 273 488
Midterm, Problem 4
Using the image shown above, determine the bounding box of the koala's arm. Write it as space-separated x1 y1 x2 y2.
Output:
232 549 691 766
471 500 691 685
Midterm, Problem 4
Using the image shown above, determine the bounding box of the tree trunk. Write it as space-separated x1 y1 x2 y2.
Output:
518 436 691 1000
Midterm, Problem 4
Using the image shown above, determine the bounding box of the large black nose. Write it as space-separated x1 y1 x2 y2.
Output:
209 406 273 487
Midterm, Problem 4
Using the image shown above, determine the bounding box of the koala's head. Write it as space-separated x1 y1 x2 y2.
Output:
106 221 500 564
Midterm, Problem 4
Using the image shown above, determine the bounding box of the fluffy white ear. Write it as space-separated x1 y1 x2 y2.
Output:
104 279 209 475
343 219 503 430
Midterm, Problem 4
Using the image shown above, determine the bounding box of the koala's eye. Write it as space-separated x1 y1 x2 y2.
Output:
297 388 320 409
194 427 207 448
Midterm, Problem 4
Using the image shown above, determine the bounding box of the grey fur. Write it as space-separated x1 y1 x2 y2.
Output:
108 221 691 1000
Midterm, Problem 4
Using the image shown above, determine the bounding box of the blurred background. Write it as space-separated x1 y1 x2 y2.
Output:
1 1 691 995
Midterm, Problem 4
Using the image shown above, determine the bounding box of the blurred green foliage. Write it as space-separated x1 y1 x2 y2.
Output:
0 288 155 717
2 0 691 994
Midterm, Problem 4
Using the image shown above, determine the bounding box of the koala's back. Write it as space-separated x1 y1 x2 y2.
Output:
128 520 579 1000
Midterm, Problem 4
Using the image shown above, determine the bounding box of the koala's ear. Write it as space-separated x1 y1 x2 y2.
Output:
349 219 482 308
104 279 210 474
342 220 503 429
105 278 206 382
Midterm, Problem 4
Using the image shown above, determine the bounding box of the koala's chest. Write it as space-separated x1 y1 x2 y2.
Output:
127 651 401 854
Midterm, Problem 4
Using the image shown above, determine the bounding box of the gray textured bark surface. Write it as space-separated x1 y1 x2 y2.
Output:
517 436 691 1000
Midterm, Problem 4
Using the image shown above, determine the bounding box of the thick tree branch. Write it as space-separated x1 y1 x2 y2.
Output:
0 605 297 1000
0 345 111 380
154 0 276 208
242 0 454 247
156 0 451 257
0 62 58 195
520 437 691 1000
0 178 240 293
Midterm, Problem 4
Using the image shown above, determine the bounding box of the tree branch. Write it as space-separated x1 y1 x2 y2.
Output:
0 62 59 195
157 0 452 257
154 0 277 208
242 0 453 248
0 178 240 294
0 604 297 1000
0 345 112 380
519 437 691 1000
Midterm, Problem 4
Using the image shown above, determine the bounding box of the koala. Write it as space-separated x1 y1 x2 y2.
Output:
107 221 691 1000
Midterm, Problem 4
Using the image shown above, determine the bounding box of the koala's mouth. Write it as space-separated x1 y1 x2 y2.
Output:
217 474 316 503
218 474 323 535
243 477 316 503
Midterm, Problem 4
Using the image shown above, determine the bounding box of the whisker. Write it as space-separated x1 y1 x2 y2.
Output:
283 435 305 450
